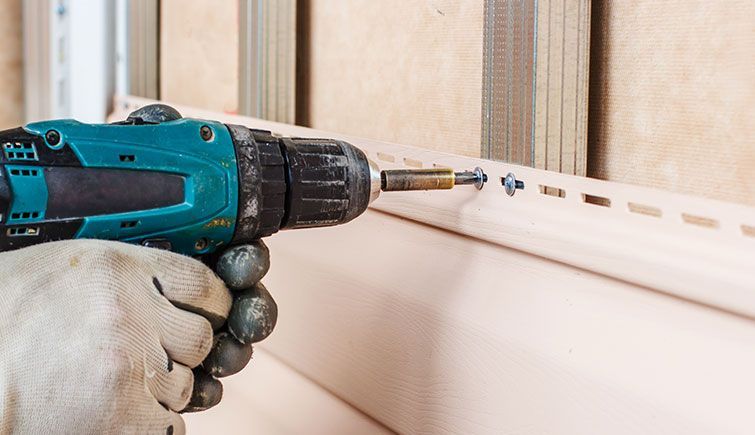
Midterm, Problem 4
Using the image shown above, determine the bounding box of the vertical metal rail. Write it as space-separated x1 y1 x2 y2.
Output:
238 0 296 123
481 0 590 177
127 0 159 100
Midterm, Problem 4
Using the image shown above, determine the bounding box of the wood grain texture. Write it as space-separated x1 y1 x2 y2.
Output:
299 0 484 157
260 211 755 434
160 0 239 113
0 0 23 129
588 1 755 206
185 348 391 434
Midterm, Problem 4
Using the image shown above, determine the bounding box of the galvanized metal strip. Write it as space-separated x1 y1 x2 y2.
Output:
238 0 296 123
127 0 159 100
483 0 590 176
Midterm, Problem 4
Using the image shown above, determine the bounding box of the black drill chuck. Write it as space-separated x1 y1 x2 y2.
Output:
226 124 377 244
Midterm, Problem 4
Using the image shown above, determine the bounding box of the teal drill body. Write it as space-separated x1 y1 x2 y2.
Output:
22 118 239 255
0 104 374 255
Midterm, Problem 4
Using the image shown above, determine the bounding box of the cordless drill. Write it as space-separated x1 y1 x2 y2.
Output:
0 104 488 255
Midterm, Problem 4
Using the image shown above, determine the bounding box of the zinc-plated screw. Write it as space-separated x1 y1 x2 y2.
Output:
45 130 61 146
502 172 525 196
453 167 488 190
199 126 214 141
472 167 488 190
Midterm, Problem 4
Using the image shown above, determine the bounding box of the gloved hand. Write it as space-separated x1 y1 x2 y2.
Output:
0 239 277 434
187 242 278 412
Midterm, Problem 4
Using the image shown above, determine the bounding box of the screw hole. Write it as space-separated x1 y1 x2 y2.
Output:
194 238 209 251
45 130 61 146
200 126 214 142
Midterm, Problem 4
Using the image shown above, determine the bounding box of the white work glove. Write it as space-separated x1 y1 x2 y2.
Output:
0 240 235 434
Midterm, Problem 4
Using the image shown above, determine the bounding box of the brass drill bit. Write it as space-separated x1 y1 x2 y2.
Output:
380 167 487 191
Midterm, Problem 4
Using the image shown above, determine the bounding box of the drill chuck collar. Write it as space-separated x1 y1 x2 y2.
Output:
226 124 376 244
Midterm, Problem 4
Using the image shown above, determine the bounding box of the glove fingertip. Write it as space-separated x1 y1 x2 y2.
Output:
202 332 254 378
216 242 270 291
182 368 223 413
228 283 278 344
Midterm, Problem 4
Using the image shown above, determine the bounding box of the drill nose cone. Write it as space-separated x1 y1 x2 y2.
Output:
369 159 382 204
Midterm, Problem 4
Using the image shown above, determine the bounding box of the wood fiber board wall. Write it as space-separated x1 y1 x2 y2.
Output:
588 1 755 206
0 0 23 129
160 0 239 113
299 0 484 157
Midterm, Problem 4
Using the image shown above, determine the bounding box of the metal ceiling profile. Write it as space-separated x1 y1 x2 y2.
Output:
482 0 591 177
238 0 296 123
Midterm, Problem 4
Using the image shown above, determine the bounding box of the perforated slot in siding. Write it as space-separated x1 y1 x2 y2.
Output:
681 213 719 229
582 194 611 207
119 155 136 162
377 152 395 163
628 202 662 218
538 185 566 198
403 157 423 168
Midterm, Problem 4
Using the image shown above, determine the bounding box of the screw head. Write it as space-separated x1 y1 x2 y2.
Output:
45 130 61 146
473 167 487 190
194 238 209 251
502 172 524 196
200 126 214 141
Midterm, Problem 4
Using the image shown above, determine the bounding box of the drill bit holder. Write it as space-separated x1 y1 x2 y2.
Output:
380 167 488 192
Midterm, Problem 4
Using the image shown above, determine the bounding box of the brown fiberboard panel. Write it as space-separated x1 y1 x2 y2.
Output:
0 0 23 129
588 0 755 206
160 0 239 114
298 0 484 158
